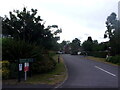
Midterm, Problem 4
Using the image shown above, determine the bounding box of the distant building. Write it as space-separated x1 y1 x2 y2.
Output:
63 45 71 54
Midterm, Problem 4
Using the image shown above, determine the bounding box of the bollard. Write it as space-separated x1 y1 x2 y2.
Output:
58 55 60 63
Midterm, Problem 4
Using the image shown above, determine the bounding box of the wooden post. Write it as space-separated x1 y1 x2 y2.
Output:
18 59 21 82
58 55 60 63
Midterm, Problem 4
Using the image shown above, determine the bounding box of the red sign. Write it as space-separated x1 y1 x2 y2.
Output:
24 63 29 72
24 66 29 72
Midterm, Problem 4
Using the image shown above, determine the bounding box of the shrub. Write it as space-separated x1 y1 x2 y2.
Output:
106 55 120 64
48 51 56 57
2 38 57 76
9 62 18 79
32 54 56 74
106 56 112 62
2 38 43 62
1 61 10 79
1 61 18 79
87 51 107 58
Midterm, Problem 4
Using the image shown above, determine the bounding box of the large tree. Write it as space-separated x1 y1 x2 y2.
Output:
104 12 120 55
71 38 81 55
2 7 61 50
82 36 93 51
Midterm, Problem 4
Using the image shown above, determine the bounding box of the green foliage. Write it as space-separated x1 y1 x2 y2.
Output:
2 38 41 62
8 62 25 79
2 7 62 77
82 41 93 51
1 61 10 79
48 51 56 57
2 7 62 50
60 40 67 51
87 36 93 42
98 42 109 51
105 12 120 55
82 36 94 51
32 55 56 74
106 56 112 62
71 38 81 54
82 36 109 58
87 51 107 58
3 8 43 43
9 63 18 79
106 55 120 64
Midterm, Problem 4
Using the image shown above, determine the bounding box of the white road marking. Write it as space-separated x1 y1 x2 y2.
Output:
94 66 116 77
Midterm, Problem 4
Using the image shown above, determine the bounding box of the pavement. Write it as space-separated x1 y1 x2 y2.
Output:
57 54 119 89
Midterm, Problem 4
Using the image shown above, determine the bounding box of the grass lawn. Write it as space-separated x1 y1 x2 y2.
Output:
26 54 67 85
3 54 67 85
86 56 118 66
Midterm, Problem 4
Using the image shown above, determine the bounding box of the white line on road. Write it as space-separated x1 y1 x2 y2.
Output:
94 66 116 77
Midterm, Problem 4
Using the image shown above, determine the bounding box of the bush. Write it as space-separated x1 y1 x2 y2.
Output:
32 54 56 74
48 51 56 57
1 61 19 79
87 51 107 58
2 38 43 62
106 56 112 62
1 61 10 79
106 55 120 64
2 38 57 76
9 62 18 79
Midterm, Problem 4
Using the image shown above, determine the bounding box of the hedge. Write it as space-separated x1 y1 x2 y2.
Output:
2 38 57 79
1 61 10 79
106 55 120 64
87 51 108 58
31 54 56 74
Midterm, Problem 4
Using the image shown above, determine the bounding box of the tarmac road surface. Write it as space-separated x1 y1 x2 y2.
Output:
59 54 118 89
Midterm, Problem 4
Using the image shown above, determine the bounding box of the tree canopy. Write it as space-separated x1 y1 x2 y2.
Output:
104 12 120 55
71 38 81 54
2 7 62 50
82 36 93 51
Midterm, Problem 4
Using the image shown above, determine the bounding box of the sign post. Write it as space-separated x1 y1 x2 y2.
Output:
20 58 34 63
17 58 34 82
24 62 29 81
58 55 60 63
19 64 22 71
18 59 21 82
25 71 27 81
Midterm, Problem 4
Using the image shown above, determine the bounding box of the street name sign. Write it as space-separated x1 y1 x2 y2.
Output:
20 58 34 63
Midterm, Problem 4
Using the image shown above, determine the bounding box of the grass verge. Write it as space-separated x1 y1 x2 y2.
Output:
26 54 67 85
86 56 118 66
3 54 67 85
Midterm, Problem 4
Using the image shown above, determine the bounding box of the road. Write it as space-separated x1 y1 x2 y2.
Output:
59 54 118 88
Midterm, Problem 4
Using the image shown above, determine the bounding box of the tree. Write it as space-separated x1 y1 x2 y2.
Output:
59 40 71 53
104 12 120 55
2 8 62 76
2 7 61 50
82 36 93 51
71 38 81 55
92 40 99 51
87 36 93 43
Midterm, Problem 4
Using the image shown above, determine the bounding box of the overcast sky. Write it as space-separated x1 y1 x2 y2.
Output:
0 0 119 43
